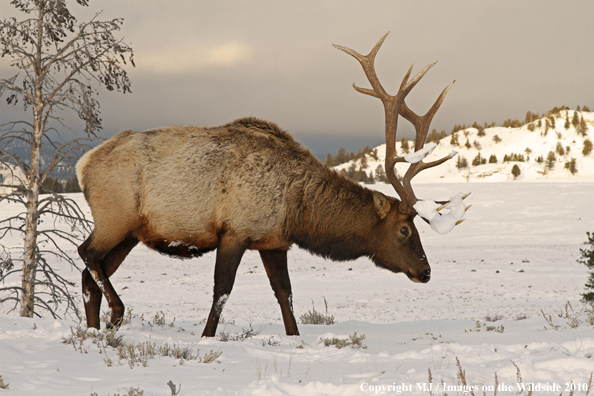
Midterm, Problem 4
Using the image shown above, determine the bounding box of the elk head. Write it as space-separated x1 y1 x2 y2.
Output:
335 32 470 282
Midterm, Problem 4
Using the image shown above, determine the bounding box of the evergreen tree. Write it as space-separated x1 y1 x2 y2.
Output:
477 125 486 137
41 177 64 194
336 147 347 164
360 156 368 169
492 135 502 144
374 164 386 182
556 142 565 156
400 137 410 154
578 116 588 137
359 167 368 183
572 111 580 128
325 154 334 167
450 131 459 146
545 151 556 170
347 163 357 179
64 177 81 193
564 158 577 175
489 154 498 164
583 139 593 156
579 232 594 301
456 156 468 169
472 153 486 166
511 164 521 179
371 148 378 160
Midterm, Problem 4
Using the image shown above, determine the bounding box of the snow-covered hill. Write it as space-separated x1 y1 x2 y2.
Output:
0 163 26 194
333 110 594 183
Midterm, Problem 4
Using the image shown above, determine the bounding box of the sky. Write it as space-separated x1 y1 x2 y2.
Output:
1 0 593 158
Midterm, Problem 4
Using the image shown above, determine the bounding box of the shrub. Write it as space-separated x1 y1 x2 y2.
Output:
320 332 367 349
300 298 335 325
217 324 262 342
580 232 594 301
0 375 8 390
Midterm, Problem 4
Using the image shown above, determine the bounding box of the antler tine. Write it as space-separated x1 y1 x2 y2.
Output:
401 79 455 151
398 61 439 101
334 32 415 209
399 79 455 203
332 32 391 100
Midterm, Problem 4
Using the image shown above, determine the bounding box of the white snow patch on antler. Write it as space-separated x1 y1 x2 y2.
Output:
414 192 469 234
402 142 437 163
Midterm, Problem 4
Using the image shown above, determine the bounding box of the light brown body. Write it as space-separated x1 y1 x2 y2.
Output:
77 117 429 336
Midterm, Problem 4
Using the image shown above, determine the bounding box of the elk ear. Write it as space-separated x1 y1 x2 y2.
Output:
372 192 391 220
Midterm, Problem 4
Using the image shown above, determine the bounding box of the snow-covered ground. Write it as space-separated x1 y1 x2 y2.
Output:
1 181 594 395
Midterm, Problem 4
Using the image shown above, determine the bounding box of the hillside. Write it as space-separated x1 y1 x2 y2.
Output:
333 110 594 183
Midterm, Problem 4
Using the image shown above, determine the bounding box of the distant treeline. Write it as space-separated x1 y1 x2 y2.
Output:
324 145 377 167
325 104 592 169
41 176 81 193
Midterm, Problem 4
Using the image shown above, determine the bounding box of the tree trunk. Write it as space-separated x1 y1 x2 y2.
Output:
19 111 42 318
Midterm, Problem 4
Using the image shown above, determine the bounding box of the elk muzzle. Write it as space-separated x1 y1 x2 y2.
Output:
406 265 431 283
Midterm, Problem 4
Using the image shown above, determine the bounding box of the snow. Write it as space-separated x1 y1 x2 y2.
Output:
402 142 437 164
414 193 469 234
1 180 594 393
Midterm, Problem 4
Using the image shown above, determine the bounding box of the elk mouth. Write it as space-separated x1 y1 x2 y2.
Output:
406 269 431 284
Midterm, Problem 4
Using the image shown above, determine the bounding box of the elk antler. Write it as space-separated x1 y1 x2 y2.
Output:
334 32 469 230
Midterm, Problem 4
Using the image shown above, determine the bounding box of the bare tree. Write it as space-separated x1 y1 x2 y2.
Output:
0 0 134 319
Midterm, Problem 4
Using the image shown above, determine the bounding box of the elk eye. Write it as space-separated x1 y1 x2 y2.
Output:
400 226 410 237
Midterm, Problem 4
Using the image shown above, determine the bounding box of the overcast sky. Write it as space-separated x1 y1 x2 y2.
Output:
1 1 593 157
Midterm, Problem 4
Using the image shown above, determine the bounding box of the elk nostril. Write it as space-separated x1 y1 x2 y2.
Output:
421 268 431 283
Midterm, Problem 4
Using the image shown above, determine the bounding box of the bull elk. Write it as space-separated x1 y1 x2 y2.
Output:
77 32 468 337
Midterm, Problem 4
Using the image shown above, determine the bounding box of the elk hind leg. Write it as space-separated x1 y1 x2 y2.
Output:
260 249 299 336
79 233 138 329
202 236 246 337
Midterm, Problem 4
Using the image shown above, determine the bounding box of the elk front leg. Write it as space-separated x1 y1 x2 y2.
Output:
259 249 299 336
202 237 246 337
